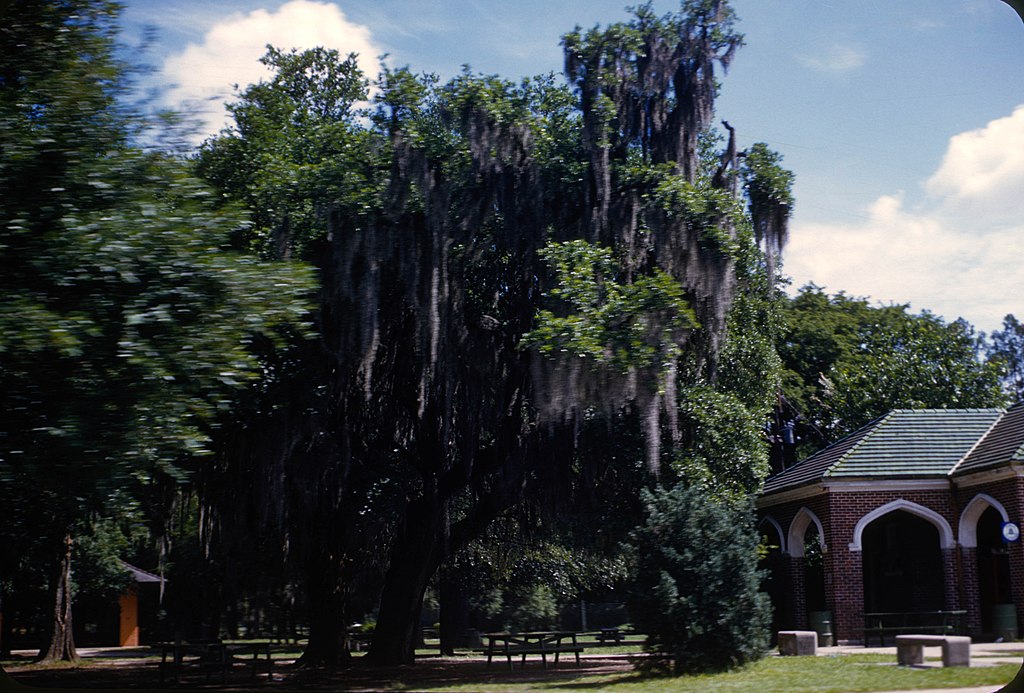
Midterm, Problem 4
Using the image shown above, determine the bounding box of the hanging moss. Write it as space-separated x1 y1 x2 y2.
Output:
742 142 794 283
528 1 750 473
198 0 792 665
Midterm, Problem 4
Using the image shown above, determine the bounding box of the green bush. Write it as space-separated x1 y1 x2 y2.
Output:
506 584 560 632
626 484 771 674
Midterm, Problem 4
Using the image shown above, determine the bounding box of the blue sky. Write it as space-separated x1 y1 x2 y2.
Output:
121 0 1024 334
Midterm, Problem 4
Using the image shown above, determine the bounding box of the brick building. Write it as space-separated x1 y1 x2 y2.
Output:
757 405 1024 644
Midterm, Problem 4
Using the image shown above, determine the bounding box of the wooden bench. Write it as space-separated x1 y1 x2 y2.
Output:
478 632 584 671
895 634 970 667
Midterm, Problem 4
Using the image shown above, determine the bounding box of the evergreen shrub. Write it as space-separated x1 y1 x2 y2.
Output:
626 484 771 674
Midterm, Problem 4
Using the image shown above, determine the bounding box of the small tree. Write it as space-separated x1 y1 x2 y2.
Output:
626 484 770 674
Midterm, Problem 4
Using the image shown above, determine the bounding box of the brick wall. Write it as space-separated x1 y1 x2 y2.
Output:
954 477 1024 637
761 475 1024 644
762 488 960 643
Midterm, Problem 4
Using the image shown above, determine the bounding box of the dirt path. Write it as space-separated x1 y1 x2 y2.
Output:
2 653 639 691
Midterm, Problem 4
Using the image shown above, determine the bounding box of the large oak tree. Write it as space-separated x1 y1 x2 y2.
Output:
199 0 792 666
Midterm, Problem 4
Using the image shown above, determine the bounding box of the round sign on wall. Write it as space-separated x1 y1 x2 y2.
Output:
1002 521 1020 543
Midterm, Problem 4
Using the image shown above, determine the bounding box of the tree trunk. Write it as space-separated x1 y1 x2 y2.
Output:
37 532 77 663
439 570 470 656
366 494 444 665
0 586 8 659
296 554 348 667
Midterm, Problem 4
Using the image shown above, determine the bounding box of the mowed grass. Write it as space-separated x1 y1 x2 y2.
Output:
4 645 1021 692
426 653 1021 692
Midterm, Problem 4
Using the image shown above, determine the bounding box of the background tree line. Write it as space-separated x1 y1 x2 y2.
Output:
1 0 1018 675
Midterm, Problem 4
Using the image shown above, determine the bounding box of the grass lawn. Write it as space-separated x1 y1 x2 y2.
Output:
424 653 1021 692
3 646 1021 692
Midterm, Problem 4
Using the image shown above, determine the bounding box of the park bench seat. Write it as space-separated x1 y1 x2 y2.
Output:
894 634 970 667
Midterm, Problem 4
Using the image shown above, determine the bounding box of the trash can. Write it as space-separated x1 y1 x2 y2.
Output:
808 610 834 647
992 604 1018 641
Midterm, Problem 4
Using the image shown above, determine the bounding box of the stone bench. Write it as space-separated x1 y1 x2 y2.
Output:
777 630 818 656
895 634 971 667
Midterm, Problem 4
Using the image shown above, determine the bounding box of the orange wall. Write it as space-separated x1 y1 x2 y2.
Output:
118 589 139 647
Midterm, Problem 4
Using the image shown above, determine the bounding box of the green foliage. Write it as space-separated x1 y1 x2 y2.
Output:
742 143 794 216
449 519 631 630
671 386 770 499
197 46 375 258
648 172 745 254
1 150 315 505
987 314 1024 402
192 0 783 664
72 509 147 603
778 285 1007 443
524 240 698 375
0 0 315 657
506 584 560 632
626 483 770 675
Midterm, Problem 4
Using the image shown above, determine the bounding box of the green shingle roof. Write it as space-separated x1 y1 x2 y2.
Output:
762 408 1004 496
955 402 1024 475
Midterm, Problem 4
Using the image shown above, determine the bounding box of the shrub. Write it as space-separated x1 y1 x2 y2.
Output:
626 484 771 674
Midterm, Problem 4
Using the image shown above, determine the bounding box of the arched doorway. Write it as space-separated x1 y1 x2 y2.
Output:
758 516 789 635
804 523 827 616
862 510 944 613
787 508 827 635
977 506 1013 634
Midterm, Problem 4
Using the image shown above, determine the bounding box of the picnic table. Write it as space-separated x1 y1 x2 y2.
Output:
596 627 625 644
153 640 273 683
478 631 584 670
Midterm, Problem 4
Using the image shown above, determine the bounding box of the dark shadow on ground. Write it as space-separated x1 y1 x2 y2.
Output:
2 653 640 692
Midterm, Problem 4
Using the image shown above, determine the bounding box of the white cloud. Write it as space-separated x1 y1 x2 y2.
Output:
926 105 1024 224
785 106 1024 334
797 43 867 73
159 0 380 141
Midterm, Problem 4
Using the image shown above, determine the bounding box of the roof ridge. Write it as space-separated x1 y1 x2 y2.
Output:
891 407 1003 414
821 411 894 479
948 408 1006 476
118 559 163 583
1008 403 1024 461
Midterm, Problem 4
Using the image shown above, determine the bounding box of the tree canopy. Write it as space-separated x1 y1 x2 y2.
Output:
0 0 313 662
777 285 1008 447
193 0 793 666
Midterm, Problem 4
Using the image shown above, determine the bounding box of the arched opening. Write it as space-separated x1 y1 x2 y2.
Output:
804 523 826 614
977 506 1014 634
862 510 944 613
787 508 828 637
758 516 788 635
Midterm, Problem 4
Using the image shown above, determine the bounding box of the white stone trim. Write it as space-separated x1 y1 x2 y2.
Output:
824 479 950 493
848 499 955 552
958 493 1010 549
952 465 1024 490
759 514 787 554
788 507 827 557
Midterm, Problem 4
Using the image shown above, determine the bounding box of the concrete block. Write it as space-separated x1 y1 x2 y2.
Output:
778 630 818 656
897 642 925 665
941 636 971 667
